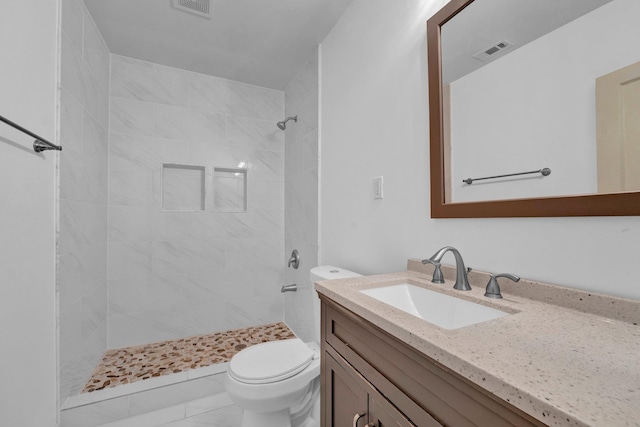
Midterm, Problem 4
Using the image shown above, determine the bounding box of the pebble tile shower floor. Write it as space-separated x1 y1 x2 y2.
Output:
83 322 296 393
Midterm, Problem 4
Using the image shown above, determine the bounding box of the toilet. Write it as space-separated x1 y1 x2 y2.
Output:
225 266 361 427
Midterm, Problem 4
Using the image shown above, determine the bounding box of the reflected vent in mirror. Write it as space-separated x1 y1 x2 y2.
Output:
172 0 212 18
473 40 513 61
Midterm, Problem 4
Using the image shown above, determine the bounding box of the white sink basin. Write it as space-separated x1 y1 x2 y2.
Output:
360 283 509 330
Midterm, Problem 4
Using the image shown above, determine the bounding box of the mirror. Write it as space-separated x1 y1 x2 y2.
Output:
427 0 640 217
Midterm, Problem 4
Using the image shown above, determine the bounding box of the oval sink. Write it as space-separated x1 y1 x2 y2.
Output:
360 283 508 330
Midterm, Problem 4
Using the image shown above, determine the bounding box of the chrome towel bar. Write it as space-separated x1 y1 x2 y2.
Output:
463 168 550 185
0 114 62 152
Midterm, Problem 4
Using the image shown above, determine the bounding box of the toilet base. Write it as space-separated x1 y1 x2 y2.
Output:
239 396 319 427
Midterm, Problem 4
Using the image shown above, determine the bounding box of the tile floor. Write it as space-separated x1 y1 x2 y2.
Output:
83 322 296 393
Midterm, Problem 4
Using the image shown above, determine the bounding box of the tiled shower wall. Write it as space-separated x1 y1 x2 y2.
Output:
107 55 286 348
59 0 110 400
283 49 320 342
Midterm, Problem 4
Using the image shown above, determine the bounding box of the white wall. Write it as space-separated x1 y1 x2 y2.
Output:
319 0 640 300
0 1 59 426
450 0 640 202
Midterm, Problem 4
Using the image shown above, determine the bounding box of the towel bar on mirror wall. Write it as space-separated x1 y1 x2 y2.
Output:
463 168 550 185
0 114 62 152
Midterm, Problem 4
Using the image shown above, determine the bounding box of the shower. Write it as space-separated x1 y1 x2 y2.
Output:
277 115 297 130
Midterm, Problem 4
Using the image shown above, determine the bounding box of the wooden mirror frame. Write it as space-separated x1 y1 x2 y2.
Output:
427 0 640 218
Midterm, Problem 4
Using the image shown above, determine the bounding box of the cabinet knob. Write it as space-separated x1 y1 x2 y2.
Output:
353 412 366 427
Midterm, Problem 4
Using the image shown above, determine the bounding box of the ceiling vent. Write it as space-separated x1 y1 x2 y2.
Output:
473 40 513 62
172 0 212 19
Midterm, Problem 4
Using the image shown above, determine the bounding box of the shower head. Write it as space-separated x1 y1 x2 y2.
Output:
276 115 297 130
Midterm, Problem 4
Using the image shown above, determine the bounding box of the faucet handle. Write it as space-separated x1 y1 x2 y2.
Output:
484 273 520 299
421 258 445 284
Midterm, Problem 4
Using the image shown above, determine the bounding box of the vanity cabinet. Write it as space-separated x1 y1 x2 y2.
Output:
320 296 547 427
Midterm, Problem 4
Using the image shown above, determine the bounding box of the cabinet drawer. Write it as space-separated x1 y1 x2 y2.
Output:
321 297 547 427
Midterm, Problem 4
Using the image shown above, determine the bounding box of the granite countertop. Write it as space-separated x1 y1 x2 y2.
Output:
314 259 640 427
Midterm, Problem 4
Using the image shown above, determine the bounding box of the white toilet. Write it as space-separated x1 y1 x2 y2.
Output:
225 266 361 427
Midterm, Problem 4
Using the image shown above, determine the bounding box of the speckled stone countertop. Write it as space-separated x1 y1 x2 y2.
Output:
315 259 640 427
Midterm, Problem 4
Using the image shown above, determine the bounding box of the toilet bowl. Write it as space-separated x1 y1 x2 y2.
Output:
225 266 361 427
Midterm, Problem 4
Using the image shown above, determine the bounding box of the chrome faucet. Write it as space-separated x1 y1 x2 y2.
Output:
422 246 472 291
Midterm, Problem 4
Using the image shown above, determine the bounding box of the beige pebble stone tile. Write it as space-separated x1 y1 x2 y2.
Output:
82 322 295 393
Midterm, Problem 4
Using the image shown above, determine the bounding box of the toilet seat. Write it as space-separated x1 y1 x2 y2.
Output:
229 338 314 384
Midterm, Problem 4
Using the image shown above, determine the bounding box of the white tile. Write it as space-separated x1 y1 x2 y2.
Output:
109 169 153 206
227 116 283 151
188 75 234 115
100 404 185 427
154 104 226 142
285 48 318 112
60 148 108 203
184 392 234 417
111 55 189 107
83 111 109 160
59 245 108 310
110 98 155 136
162 403 242 427
254 149 284 181
108 241 152 280
225 294 283 329
302 131 319 172
59 199 108 255
285 139 304 180
60 88 84 153
61 0 84 54
250 178 284 210
108 206 152 242
254 87 284 122
61 394 129 427
108 134 190 172
152 240 225 277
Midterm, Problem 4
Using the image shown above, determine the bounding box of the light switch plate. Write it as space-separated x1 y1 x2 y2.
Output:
374 176 383 199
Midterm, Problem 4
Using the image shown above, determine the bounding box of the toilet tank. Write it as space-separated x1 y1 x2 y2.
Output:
310 266 361 343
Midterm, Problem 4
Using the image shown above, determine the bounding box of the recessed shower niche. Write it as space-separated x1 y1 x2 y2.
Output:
213 167 248 213
161 163 206 211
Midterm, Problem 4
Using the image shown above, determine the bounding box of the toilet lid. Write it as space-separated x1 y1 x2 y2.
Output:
229 338 314 384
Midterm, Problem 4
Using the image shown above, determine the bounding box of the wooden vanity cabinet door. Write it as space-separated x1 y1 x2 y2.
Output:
323 349 369 427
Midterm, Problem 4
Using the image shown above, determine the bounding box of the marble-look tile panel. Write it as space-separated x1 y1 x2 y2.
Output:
59 199 108 255
108 205 152 242
60 88 84 153
249 178 284 210
108 273 193 315
154 104 226 142
82 281 108 339
109 134 190 172
82 111 108 160
109 169 153 206
110 97 155 137
111 55 189 107
225 296 283 330
189 75 254 117
84 322 295 392
60 148 108 203
254 86 284 122
285 48 318 113
58 244 108 311
227 115 284 151
254 149 284 181
289 91 319 144
152 240 226 277
224 238 282 271
285 139 304 179
61 0 84 54
108 241 153 280
60 320 108 399
302 132 319 172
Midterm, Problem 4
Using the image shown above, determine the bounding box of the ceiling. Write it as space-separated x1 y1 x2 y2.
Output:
82 0 354 90
441 0 614 84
